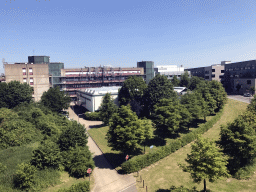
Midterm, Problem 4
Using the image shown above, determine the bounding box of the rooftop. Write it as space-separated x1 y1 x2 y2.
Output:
83 86 121 95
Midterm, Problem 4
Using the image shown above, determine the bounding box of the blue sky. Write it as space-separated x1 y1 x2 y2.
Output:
1 0 256 74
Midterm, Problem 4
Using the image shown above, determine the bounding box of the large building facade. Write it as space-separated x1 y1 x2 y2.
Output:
154 65 189 80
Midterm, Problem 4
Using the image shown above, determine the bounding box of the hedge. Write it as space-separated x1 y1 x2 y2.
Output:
57 181 90 192
121 108 224 173
84 112 102 121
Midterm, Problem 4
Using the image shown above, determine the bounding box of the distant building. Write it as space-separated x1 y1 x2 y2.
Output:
137 61 154 84
154 65 189 80
76 86 121 112
57 66 144 100
174 87 187 95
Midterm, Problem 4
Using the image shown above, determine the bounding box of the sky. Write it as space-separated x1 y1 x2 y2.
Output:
1 0 256 74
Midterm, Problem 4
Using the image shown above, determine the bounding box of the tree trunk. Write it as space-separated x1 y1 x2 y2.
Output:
204 179 206 192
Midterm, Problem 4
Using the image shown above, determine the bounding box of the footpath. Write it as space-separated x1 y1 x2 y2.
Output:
68 107 137 192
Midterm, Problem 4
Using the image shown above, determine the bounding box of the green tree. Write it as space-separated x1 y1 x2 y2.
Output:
98 93 117 125
41 86 71 113
0 81 33 109
188 76 204 91
143 74 176 117
218 111 256 173
106 105 153 154
179 71 190 87
171 75 180 87
14 163 37 190
250 86 255 95
31 140 62 169
63 146 95 178
180 136 230 192
248 94 256 112
209 80 227 110
118 76 147 116
58 121 88 151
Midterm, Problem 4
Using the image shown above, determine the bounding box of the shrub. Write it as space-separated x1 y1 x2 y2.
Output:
14 163 37 190
57 181 90 192
121 108 224 173
84 112 102 121
31 140 62 169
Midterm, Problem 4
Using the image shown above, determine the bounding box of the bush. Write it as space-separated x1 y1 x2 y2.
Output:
57 181 90 192
63 146 95 178
84 112 102 121
121 108 224 173
14 163 37 190
31 140 62 169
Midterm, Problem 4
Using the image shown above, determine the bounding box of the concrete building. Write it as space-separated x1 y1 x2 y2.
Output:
57 66 144 100
76 86 121 112
185 62 227 82
4 63 50 101
154 65 188 80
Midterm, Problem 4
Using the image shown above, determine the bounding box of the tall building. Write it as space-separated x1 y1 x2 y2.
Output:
4 63 50 101
137 61 154 84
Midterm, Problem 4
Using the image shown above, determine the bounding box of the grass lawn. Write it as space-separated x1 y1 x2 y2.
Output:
136 99 254 192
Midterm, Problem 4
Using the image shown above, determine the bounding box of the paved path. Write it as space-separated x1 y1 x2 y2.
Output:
68 107 137 192
227 95 253 104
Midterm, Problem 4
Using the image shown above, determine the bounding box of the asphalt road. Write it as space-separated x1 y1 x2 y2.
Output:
227 95 253 104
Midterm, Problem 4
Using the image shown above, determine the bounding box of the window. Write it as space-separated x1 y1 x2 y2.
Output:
30 78 34 85
23 78 27 83
247 80 251 84
29 68 33 75
212 74 215 78
219 75 223 79
221 70 225 73
205 76 209 79
205 71 209 74
212 69 215 72
22 68 26 75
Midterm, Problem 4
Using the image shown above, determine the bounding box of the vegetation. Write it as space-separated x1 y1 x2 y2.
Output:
171 75 180 87
98 93 117 125
84 111 102 121
57 180 90 192
0 81 33 109
179 71 190 87
41 86 71 113
106 105 153 154
180 136 230 192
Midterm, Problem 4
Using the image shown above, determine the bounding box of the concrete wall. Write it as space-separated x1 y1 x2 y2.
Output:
4 63 50 101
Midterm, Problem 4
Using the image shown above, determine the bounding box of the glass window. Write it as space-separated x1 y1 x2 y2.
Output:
29 68 33 75
247 80 251 84
23 78 27 83
22 68 26 75
212 69 215 72
30 78 34 85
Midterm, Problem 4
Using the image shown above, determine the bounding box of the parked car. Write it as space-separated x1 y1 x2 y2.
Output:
244 93 252 97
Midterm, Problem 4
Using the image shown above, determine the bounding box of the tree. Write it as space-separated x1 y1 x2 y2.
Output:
208 80 227 110
63 146 95 178
218 111 256 173
118 76 147 116
247 94 256 112
41 86 71 113
179 71 190 87
250 86 255 95
180 136 230 192
171 75 180 87
0 81 33 109
14 163 37 190
188 76 204 91
106 105 153 154
58 121 88 151
143 74 177 117
31 140 62 169
98 93 117 125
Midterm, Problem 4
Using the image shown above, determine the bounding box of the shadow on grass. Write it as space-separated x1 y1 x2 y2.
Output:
89 124 105 129
93 153 124 170
145 136 166 147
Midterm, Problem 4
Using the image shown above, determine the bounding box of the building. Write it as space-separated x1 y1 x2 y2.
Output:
4 63 50 101
76 86 121 112
137 61 154 84
154 65 188 80
186 62 226 82
57 66 144 100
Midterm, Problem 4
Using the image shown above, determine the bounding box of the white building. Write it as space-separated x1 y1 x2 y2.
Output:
76 86 121 112
154 65 189 79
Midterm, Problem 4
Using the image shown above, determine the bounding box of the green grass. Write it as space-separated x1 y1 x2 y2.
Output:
136 99 253 192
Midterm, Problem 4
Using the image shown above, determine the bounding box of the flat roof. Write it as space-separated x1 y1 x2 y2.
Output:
81 86 122 95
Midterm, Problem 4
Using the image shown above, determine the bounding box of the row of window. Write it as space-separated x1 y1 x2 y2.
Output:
22 68 33 75
226 66 255 71
65 77 127 82
23 78 34 85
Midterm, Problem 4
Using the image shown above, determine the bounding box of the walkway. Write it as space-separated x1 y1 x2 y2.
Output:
68 107 137 192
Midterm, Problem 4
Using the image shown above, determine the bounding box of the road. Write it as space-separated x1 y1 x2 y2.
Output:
68 107 137 192
227 95 253 104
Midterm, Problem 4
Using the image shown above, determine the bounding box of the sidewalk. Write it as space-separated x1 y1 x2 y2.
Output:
68 107 137 192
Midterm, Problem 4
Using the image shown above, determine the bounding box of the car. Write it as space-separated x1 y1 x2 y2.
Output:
244 93 252 97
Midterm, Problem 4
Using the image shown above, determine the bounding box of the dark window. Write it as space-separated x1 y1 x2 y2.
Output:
247 80 251 84
212 74 215 78
219 75 223 79
205 76 209 79
212 69 215 72
221 70 225 73
205 71 209 74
